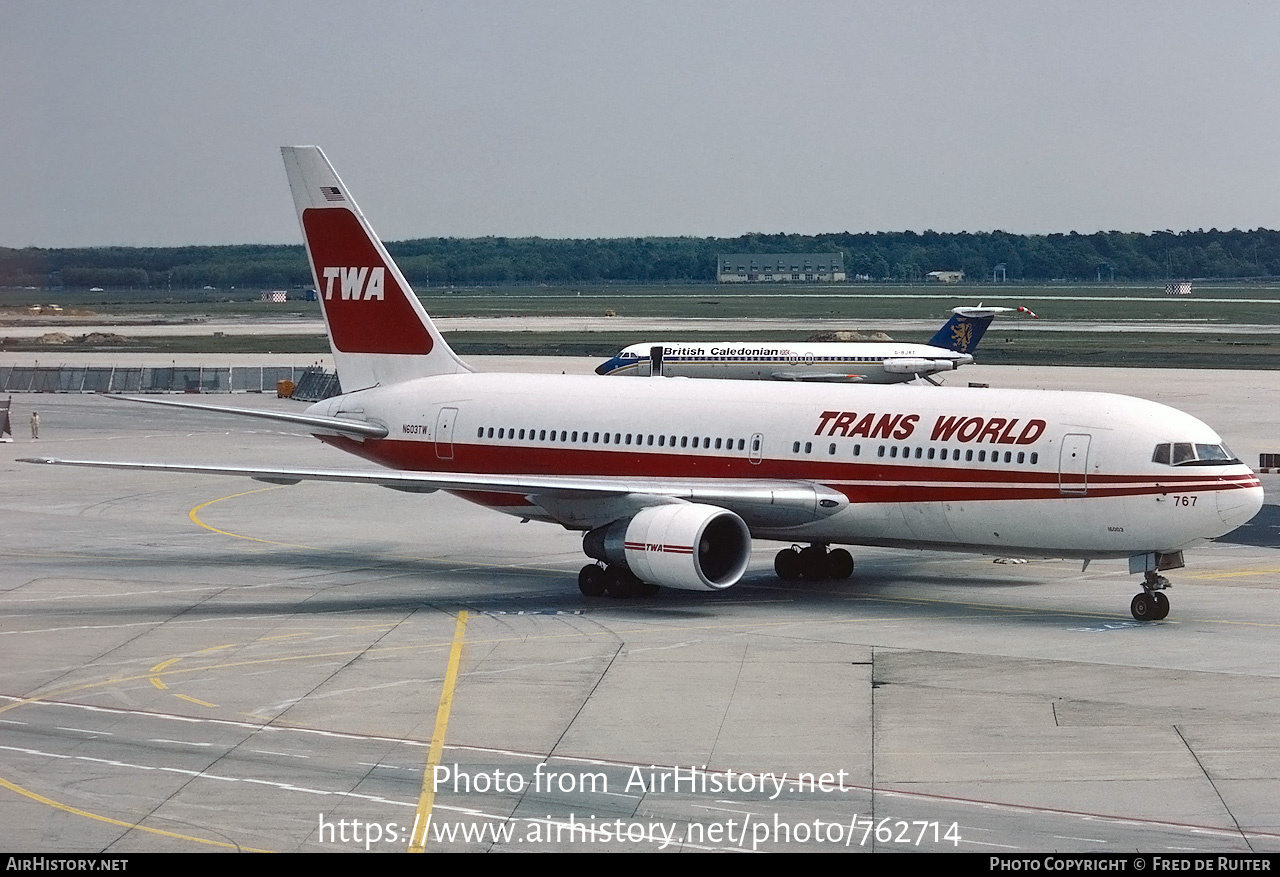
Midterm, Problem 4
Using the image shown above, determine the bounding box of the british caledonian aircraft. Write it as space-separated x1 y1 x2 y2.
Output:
22 147 1263 621
594 304 1038 384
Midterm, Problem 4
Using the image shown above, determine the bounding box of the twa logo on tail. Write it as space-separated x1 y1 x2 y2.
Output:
300 208 433 356
321 266 385 301
282 145 473 385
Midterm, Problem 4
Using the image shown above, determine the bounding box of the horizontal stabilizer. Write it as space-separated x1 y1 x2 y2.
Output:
105 396 387 438
952 304 1039 319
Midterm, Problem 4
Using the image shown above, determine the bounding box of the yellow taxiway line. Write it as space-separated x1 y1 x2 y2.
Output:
409 610 469 853
0 776 273 852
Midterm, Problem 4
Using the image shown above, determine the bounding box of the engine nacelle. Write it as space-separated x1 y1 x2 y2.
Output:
882 357 956 375
582 504 751 591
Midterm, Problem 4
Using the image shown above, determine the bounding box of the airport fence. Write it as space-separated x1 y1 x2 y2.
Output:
291 367 343 401
0 365 341 399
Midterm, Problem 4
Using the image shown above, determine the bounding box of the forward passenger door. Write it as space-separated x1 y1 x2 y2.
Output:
1058 433 1091 495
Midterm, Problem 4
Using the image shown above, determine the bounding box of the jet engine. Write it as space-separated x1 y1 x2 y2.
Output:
881 357 956 375
582 504 751 591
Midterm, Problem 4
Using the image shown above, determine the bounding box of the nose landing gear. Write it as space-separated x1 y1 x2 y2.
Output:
1130 571 1171 621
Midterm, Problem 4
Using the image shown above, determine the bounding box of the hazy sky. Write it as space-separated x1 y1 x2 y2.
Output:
5 1 1279 247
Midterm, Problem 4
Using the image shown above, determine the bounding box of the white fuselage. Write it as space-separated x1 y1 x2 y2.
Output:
307 373 1262 560
596 342 973 383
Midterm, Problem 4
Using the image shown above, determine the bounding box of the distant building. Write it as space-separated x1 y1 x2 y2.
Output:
717 253 845 283
1165 281 1192 296
926 271 965 284
260 290 288 302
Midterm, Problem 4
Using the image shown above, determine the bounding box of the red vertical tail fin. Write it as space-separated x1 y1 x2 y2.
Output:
281 146 470 390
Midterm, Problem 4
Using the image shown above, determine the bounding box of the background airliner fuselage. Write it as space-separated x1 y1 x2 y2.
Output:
595 306 1036 383
596 340 974 382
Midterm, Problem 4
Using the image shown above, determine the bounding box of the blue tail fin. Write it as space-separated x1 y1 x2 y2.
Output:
927 312 996 353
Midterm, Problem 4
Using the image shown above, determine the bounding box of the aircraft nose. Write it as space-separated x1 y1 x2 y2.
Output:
595 358 621 375
1216 479 1265 530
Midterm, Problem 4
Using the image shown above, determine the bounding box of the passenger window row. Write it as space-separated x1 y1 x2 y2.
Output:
790 440 1039 466
475 426 748 452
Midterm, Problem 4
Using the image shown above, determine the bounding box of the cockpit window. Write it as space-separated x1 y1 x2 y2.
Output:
1153 441 1240 466
1195 443 1236 463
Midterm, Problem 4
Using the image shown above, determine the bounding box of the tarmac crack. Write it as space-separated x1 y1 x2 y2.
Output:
1173 724 1255 853
706 643 747 772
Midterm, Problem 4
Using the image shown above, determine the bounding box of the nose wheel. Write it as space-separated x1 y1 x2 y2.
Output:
1130 573 1171 621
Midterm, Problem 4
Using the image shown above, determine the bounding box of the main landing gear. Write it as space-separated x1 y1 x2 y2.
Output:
1130 571 1171 621
578 563 660 599
774 544 855 582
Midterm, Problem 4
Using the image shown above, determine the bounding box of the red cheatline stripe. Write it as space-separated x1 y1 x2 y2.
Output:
827 480 1254 504
319 437 1259 504
625 542 694 554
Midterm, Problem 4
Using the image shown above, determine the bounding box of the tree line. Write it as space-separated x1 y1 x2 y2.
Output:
3 228 1279 289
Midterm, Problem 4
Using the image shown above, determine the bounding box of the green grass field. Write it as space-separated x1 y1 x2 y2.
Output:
418 284 1280 325
6 330 1280 370
6 282 1280 322
5 283 1280 368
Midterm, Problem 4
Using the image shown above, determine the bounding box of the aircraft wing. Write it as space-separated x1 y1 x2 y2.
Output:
18 457 847 529
769 371 864 382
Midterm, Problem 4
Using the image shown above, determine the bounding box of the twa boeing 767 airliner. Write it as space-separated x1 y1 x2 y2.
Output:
22 147 1263 621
